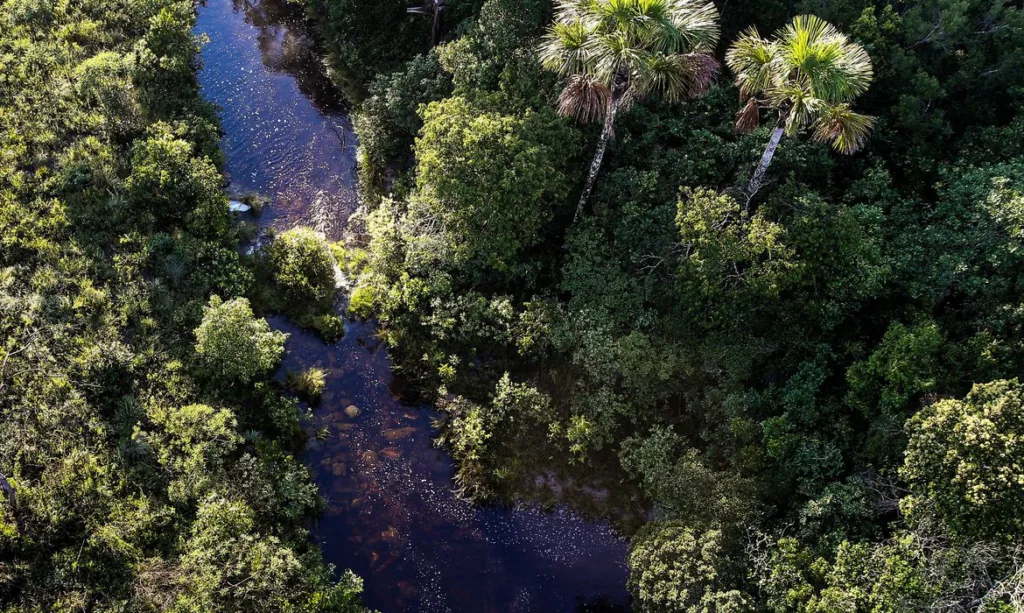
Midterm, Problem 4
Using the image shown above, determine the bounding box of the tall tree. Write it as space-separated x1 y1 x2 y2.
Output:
540 0 720 220
726 15 875 203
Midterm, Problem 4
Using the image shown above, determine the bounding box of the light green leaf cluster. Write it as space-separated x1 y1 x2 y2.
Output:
194 296 287 384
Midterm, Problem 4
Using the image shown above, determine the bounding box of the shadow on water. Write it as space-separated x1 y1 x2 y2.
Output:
195 1 632 610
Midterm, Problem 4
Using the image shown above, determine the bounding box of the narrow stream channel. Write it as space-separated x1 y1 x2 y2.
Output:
195 1 630 610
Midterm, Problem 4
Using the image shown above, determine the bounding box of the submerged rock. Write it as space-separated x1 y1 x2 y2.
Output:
380 447 402 460
331 462 347 476
344 404 361 418
383 426 416 441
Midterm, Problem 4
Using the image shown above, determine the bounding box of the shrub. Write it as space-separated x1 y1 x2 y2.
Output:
628 522 751 613
194 296 287 384
311 314 345 342
347 285 376 318
266 227 338 307
287 368 327 404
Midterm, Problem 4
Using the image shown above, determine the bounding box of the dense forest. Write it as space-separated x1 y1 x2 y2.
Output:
4 0 1024 609
303 0 1024 609
0 0 367 610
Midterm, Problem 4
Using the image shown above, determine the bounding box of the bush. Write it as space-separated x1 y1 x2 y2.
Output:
194 296 287 384
355 51 452 197
408 96 574 274
347 285 376 318
287 368 327 404
311 313 345 342
628 522 751 613
125 123 225 229
266 227 338 307
142 403 241 501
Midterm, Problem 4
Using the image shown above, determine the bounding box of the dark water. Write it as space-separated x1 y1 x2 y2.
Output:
195 1 631 611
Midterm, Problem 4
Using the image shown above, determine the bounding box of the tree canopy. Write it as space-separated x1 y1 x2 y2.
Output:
319 0 1024 607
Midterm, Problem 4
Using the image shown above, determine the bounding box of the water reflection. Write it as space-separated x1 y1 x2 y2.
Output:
198 0 356 238
279 317 630 612
195 1 631 610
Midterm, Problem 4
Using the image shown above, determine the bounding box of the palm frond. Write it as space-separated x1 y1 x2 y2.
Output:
779 14 873 103
539 20 591 76
677 51 720 97
540 0 721 107
666 0 721 50
551 0 591 23
784 90 826 136
635 51 718 101
593 0 638 29
639 0 720 54
592 31 650 80
558 74 612 123
836 39 874 99
725 27 777 97
811 103 874 153
734 96 761 133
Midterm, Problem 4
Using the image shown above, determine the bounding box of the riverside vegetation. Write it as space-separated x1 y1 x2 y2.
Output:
304 0 1024 609
0 0 368 610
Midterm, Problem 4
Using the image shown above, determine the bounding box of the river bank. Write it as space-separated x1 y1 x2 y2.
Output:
194 1 631 610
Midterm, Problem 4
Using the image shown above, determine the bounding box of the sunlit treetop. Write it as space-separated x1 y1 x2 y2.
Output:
539 0 721 122
727 14 875 154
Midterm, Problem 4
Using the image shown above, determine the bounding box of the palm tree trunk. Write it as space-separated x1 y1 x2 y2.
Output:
576 94 621 221
431 1 442 46
744 118 785 206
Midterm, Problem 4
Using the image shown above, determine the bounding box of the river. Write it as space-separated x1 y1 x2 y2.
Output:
194 1 631 611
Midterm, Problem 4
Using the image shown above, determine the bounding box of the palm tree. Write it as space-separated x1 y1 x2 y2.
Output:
540 0 721 221
726 15 875 204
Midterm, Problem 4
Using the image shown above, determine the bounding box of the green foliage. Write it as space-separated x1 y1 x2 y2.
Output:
628 522 752 612
287 367 328 404
440 0 554 101
676 188 798 311
347 285 376 318
754 529 1023 612
302 0 431 99
902 379 1024 540
306 0 1024 607
409 96 573 273
0 0 369 609
267 227 338 306
355 51 452 196
176 496 366 613
125 122 228 233
195 296 287 384
437 395 492 498
256 227 344 341
140 403 241 502
621 427 755 528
